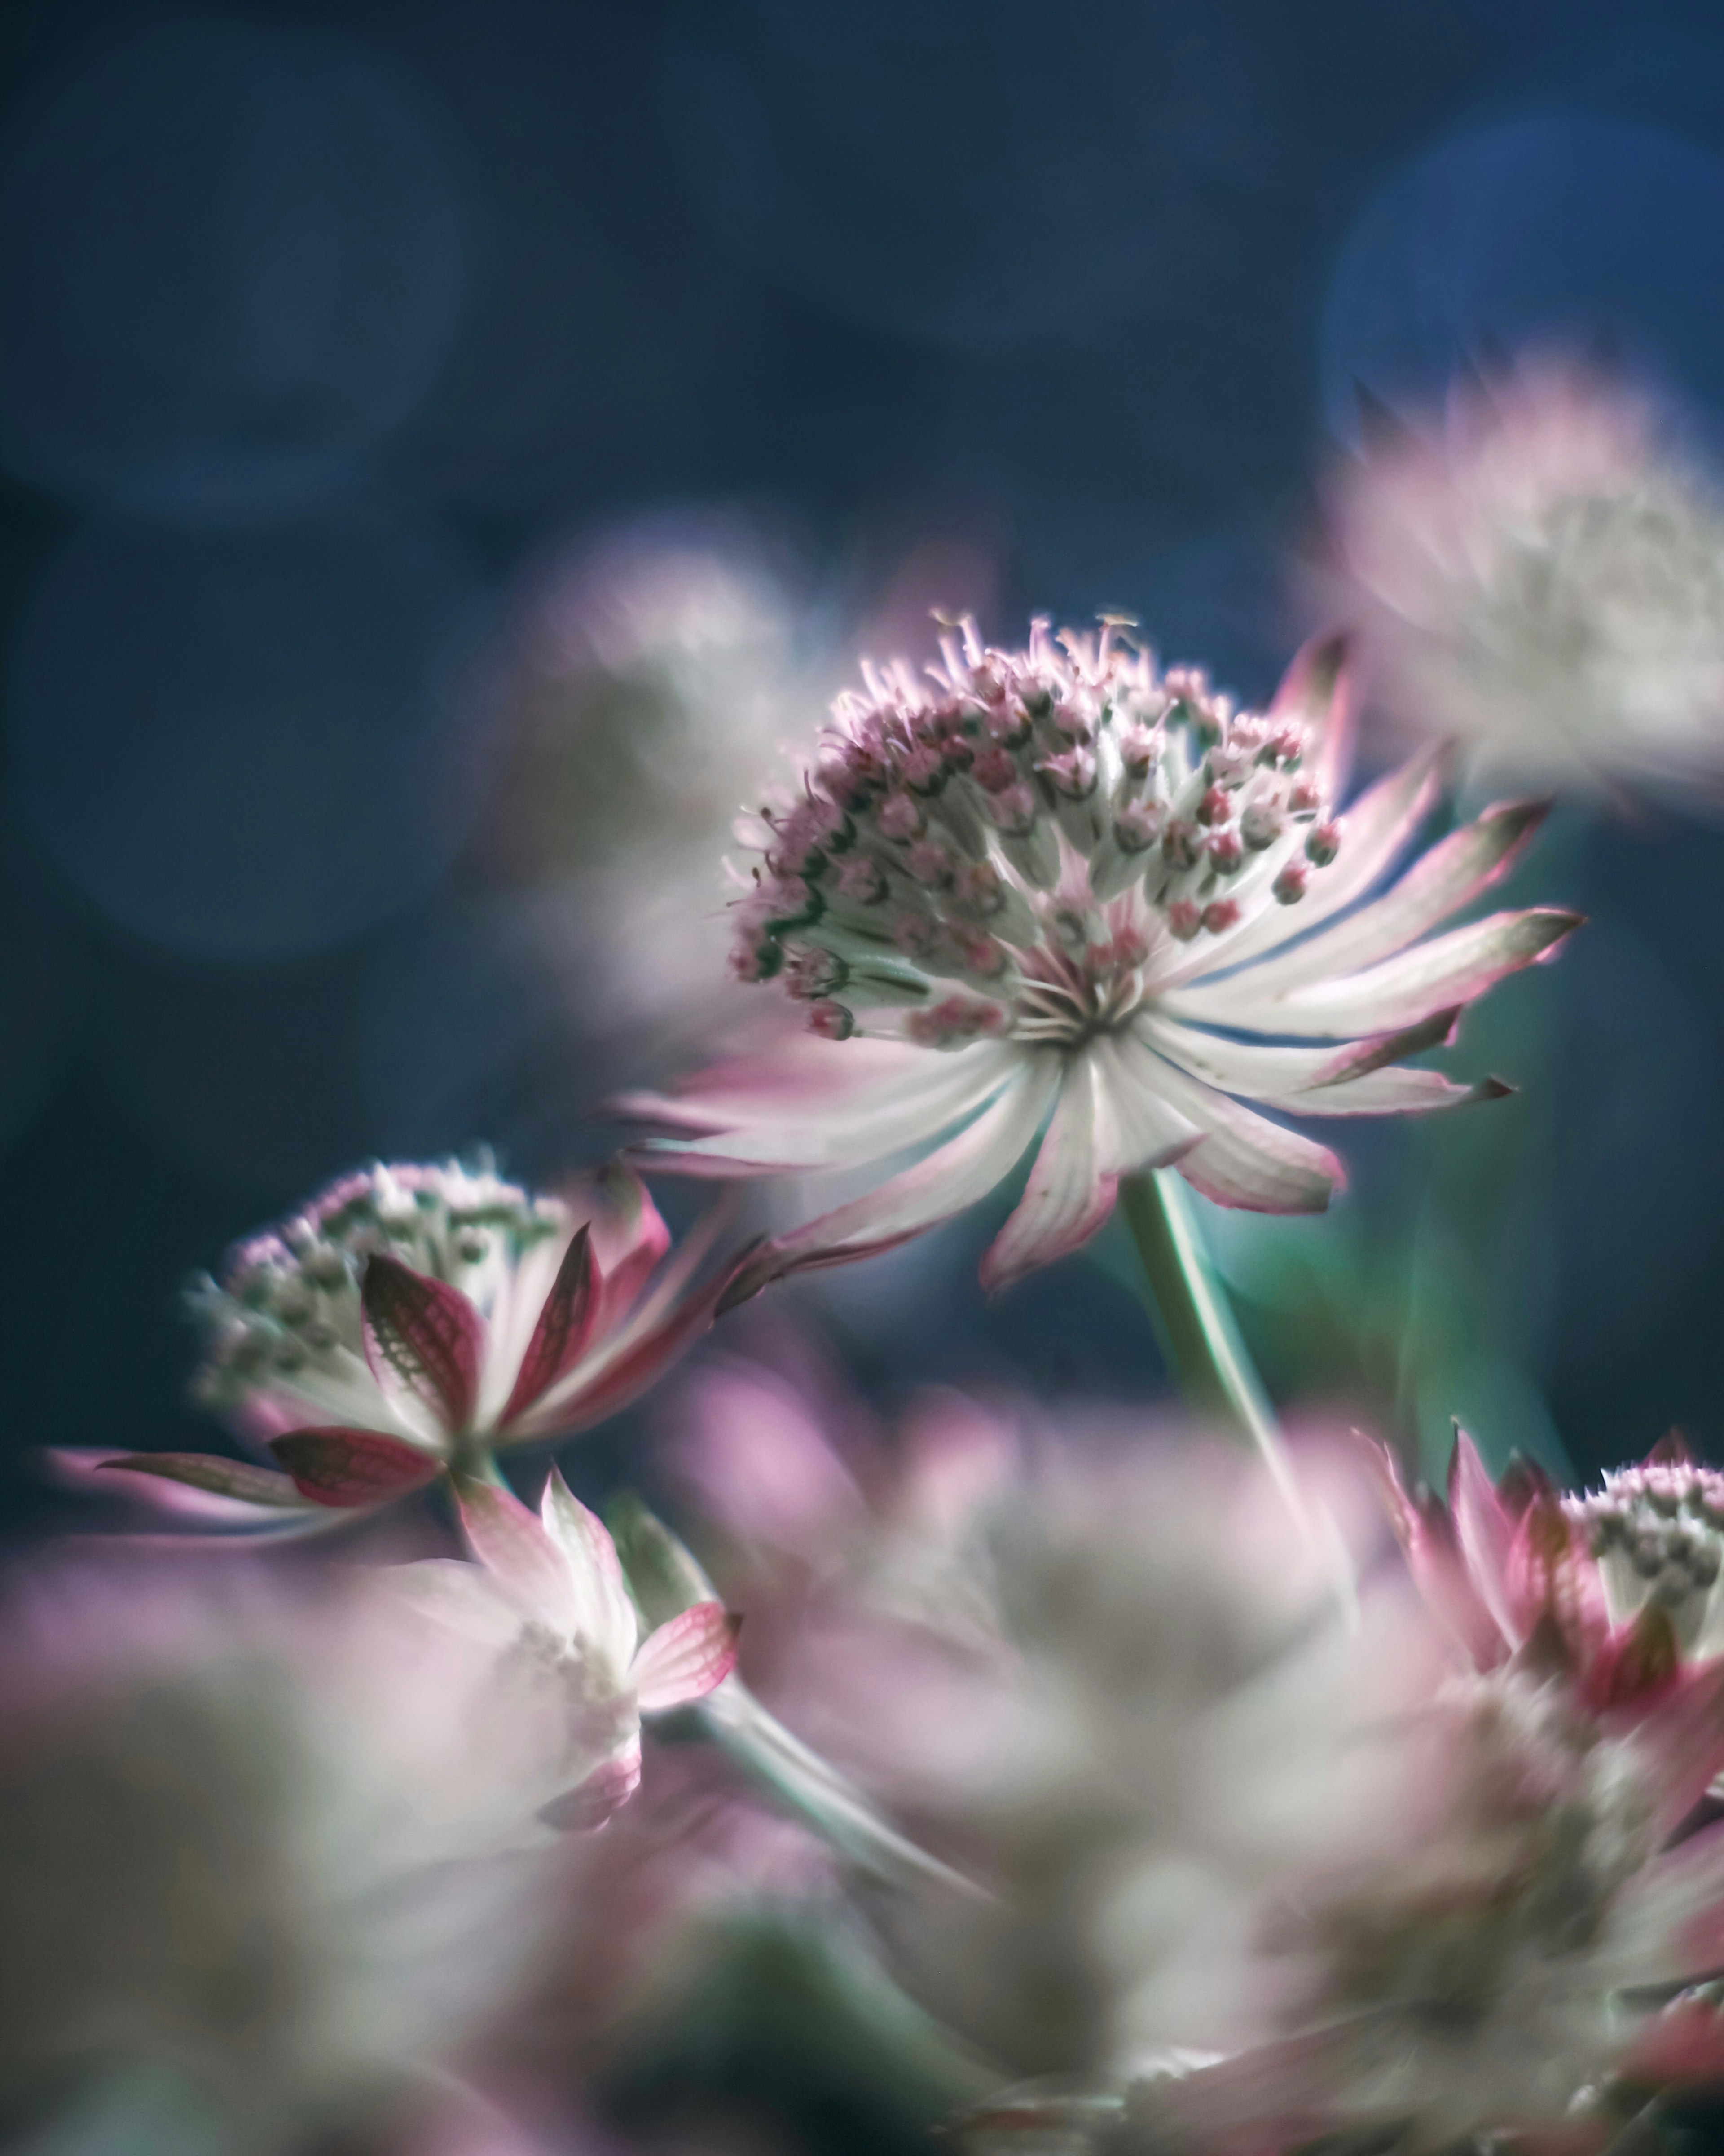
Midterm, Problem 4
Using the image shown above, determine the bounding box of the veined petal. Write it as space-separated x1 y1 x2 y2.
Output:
451 1472 576 1629
575 1161 671 1326
537 1741 643 1833
720 1055 1062 1305
540 1466 638 1675
1139 1009 1469 1101
620 1039 1023 1177
1161 746 1449 985
1161 908 1581 1040
499 1226 599 1430
91 1450 312 1516
631 1601 742 1713
506 1252 731 1441
1210 798 1550 999
361 1255 484 1437
268 1427 446 1509
1116 1027 1343 1212
979 1054 1122 1294
1090 1035 1204 1172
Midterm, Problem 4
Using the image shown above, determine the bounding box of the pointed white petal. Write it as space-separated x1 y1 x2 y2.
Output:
979 1054 1122 1293
386 1557 527 1648
1203 798 1550 1000
1091 1035 1205 1172
1116 1027 1342 1212
620 1037 1022 1176
1138 1012 1501 1116
540 1466 638 1673
724 1056 1060 1299
1161 907 1580 1039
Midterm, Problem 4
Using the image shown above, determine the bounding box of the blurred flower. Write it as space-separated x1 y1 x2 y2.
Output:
478 520 822 1044
66 1155 730 1535
1382 1426 1724 1694
620 620 1576 1295
0 1556 576 2152
687 1406 1724 2148
1319 356 1724 789
394 1466 739 1830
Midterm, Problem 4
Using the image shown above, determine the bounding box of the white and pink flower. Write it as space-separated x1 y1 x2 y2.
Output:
393 1466 741 1830
63 1155 731 1533
618 620 1577 1296
1319 355 1724 789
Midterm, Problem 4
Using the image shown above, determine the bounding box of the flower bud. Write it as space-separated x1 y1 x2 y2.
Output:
1206 830 1243 874
1305 820 1341 867
1273 859 1309 904
1166 899 1202 940
1202 899 1240 934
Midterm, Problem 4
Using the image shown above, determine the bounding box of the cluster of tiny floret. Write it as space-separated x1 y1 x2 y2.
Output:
730 617 1341 1049
188 1155 565 1405
1567 1463 1724 1592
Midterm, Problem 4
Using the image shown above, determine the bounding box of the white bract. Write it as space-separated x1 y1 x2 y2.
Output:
395 1466 740 1830
622 619 1576 1293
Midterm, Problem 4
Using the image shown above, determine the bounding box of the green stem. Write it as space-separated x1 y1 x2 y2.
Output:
1119 1168 1355 1616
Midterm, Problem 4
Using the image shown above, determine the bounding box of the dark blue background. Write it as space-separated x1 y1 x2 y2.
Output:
3 0 1724 1539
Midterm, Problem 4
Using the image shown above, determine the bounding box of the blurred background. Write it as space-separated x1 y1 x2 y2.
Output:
4 0 1724 1526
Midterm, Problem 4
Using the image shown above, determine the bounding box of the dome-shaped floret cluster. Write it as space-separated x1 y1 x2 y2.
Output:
1567 1458 1724 1652
189 1155 567 1411
731 618 1341 1050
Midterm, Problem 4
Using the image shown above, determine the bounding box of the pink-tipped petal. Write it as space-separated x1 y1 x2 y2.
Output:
537 1742 643 1832
720 1057 1061 1305
573 1162 671 1325
499 1225 599 1429
361 1254 485 1437
1137 1009 1494 1116
539 1466 638 1672
1091 1035 1204 1172
1216 798 1551 998
450 1472 574 1623
511 1258 732 1437
1165 907 1582 1041
1115 1028 1342 1213
1445 1430 1522 1644
979 1055 1121 1294
621 1039 1023 1179
268 1428 445 1509
83 1449 312 1518
1621 1989 1724 2091
631 1601 742 1713
1366 1440 1508 1670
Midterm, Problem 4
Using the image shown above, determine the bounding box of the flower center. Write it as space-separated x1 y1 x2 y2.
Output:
1567 1463 1724 1637
730 617 1339 1049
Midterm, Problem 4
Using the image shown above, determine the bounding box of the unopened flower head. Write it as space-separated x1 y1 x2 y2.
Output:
81 1153 727 1530
623 618 1579 1293
1322 356 1724 787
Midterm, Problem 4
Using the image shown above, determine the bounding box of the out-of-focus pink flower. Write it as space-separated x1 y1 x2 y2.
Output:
1318 356 1724 789
0 1556 576 2150
679 1399 1724 2149
394 1467 740 1830
618 620 1576 1296
64 1155 732 1535
1375 1428 1724 1713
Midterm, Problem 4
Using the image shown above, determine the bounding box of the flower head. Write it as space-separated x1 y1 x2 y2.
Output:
620 620 1578 1293
1381 1427 1724 1706
77 1155 728 1531
1319 355 1724 788
394 1466 741 1831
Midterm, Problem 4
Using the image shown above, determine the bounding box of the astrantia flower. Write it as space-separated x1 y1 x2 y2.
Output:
777 1429 1724 2152
620 619 1578 1294
394 1466 741 1830
1382 1427 1724 1697
1320 356 1724 788
0 1557 575 2151
74 1155 728 1531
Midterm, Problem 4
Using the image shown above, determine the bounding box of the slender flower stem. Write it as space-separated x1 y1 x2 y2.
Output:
1119 1168 1356 1618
